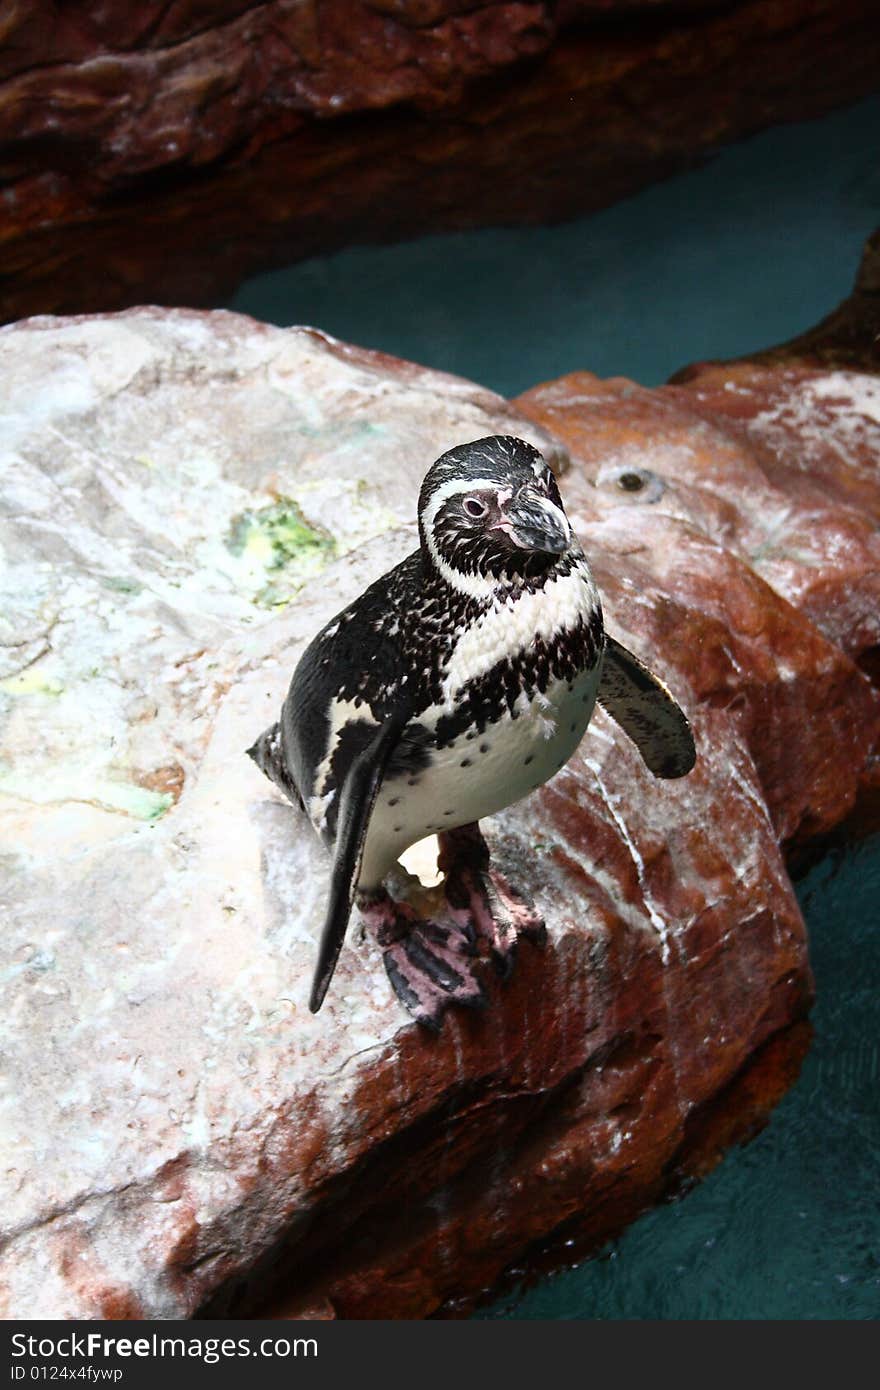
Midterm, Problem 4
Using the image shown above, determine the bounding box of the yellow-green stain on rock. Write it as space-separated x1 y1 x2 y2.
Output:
0 671 66 697
0 769 173 822
227 497 336 609
101 576 143 595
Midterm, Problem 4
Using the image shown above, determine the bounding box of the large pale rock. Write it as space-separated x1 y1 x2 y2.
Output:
1 309 878 1319
3 1 880 322
0 309 557 1316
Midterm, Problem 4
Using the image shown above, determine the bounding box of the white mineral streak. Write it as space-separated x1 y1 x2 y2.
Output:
753 371 880 450
739 372 880 635
583 754 672 963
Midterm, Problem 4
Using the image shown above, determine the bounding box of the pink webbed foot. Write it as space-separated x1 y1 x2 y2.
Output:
438 823 546 979
357 888 486 1032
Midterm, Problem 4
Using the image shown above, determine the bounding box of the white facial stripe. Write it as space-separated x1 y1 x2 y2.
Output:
421 475 510 598
421 475 506 531
439 558 600 707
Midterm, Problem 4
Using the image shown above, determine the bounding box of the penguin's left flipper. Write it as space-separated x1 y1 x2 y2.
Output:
597 635 696 779
309 715 407 1015
246 721 304 811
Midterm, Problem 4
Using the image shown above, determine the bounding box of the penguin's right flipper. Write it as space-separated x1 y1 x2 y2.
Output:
309 716 407 1015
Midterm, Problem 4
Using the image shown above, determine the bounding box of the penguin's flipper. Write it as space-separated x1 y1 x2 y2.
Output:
309 715 407 1015
246 721 304 810
597 635 696 779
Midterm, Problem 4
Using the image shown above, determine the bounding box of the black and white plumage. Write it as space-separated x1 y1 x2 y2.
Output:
248 435 695 1028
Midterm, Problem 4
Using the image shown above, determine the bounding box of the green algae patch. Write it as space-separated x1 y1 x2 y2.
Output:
116 783 174 822
226 498 336 608
101 576 143 595
88 780 174 822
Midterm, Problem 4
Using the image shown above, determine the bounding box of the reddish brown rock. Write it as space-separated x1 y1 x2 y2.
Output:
2 1 880 323
2 310 879 1320
518 368 880 681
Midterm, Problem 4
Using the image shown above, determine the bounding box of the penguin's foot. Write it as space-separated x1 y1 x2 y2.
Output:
357 889 487 1031
438 823 546 979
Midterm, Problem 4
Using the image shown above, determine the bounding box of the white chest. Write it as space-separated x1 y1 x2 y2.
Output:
360 660 602 887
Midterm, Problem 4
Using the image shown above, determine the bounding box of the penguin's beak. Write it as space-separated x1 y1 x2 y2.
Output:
504 489 571 554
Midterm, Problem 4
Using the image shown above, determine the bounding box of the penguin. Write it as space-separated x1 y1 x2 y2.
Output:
248 435 695 1029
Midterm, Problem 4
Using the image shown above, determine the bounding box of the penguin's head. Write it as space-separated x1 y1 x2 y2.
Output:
418 435 573 595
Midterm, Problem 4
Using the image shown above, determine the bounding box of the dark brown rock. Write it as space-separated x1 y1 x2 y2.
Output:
2 1 879 324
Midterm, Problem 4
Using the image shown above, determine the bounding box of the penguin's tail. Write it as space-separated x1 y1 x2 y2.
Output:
246 722 304 810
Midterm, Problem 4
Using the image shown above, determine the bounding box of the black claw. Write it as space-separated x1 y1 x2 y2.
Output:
414 1007 444 1034
522 918 547 946
492 944 518 980
444 877 471 912
384 952 424 1014
458 981 489 1011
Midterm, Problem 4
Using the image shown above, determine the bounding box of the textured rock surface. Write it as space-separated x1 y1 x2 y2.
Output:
3 1 880 323
516 363 880 830
519 368 880 675
1 309 879 1319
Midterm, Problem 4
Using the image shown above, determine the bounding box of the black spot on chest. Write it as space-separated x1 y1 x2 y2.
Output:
386 723 434 780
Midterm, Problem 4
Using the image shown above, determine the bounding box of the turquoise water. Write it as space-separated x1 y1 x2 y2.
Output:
229 97 880 1319
229 98 879 394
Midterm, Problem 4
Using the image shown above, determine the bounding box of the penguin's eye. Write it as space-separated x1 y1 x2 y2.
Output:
463 496 488 518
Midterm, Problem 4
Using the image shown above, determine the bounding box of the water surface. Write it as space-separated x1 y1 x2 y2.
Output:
229 98 879 394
